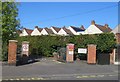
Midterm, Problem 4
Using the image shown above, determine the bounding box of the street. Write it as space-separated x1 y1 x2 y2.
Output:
2 57 119 80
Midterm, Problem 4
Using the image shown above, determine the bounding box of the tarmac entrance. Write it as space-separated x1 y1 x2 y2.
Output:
8 40 115 66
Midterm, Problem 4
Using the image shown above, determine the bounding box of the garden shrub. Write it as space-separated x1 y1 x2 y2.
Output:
17 33 116 57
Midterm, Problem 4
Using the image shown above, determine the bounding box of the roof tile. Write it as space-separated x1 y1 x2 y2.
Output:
52 26 61 32
63 27 73 35
44 28 54 34
24 28 33 35
95 24 112 32
70 26 85 32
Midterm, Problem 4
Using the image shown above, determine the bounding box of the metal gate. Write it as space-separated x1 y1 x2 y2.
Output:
57 47 66 61
97 53 110 65
77 48 87 60
16 45 29 65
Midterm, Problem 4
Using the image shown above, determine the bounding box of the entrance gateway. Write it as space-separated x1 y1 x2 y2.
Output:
78 44 96 64
8 40 117 65
8 40 29 65
66 44 97 64
7 40 97 65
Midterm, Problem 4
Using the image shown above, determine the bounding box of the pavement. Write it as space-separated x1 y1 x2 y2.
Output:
1 57 119 81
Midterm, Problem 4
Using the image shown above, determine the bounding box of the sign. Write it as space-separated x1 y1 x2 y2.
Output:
78 48 87 54
22 44 29 51
69 50 73 55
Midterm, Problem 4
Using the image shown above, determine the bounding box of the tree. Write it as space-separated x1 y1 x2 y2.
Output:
1 0 20 60
0 1 2 60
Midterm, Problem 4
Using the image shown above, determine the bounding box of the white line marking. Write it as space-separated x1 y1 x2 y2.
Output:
97 75 105 77
89 75 96 77
9 79 14 80
20 78 25 80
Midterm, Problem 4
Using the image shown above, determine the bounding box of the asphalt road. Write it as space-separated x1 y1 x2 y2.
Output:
2 57 119 81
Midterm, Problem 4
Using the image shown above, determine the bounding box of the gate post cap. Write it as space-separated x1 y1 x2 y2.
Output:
9 40 18 43
88 44 96 46
66 43 74 45
22 41 29 43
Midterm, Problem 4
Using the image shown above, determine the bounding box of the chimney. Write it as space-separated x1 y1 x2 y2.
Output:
104 24 108 28
91 20 95 25
23 28 26 30
80 25 85 30
35 26 38 28
63 26 66 28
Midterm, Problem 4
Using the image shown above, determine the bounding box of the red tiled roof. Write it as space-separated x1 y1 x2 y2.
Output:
16 30 22 34
52 26 61 32
80 25 86 30
62 27 73 35
24 28 33 35
95 24 112 32
35 26 43 32
37 28 42 32
44 28 54 34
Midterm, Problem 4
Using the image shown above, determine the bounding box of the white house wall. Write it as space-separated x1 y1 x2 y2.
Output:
50 27 58 34
58 29 68 36
77 31 85 35
31 28 41 36
68 27 77 35
20 29 29 36
111 25 120 34
19 33 23 36
41 29 49 35
84 25 103 34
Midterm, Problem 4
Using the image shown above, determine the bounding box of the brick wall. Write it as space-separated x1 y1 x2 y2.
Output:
110 49 115 64
87 44 96 64
117 45 120 62
8 40 18 65
66 44 74 62
116 33 120 44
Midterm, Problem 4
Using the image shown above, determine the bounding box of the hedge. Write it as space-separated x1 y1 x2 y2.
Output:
16 33 116 57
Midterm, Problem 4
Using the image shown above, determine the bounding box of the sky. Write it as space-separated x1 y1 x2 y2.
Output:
16 0 119 2
18 2 119 30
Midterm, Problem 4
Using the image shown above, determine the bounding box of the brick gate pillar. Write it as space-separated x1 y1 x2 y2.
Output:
110 49 115 64
8 40 18 65
116 33 120 44
22 41 29 56
87 44 96 64
117 45 120 63
66 44 74 62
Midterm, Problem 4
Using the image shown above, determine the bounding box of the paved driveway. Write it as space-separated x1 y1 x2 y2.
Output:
2 57 119 80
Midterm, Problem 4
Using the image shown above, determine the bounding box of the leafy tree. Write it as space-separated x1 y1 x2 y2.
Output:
0 1 2 60
97 33 116 53
1 0 20 60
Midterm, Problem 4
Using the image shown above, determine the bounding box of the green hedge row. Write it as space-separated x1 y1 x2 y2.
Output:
17 33 116 57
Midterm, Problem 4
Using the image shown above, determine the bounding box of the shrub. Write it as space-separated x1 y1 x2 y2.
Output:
16 33 116 57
